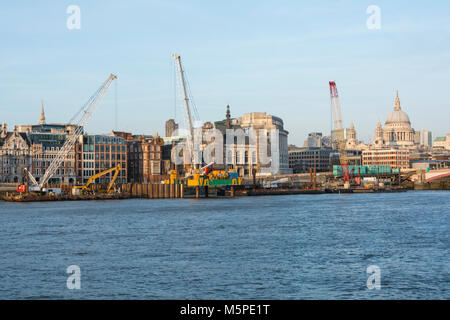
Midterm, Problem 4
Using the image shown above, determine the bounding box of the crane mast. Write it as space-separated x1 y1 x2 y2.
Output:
329 81 343 130
32 74 117 190
329 81 350 184
172 54 197 169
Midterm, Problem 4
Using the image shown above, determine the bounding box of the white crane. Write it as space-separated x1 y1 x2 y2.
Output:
172 54 200 169
29 74 117 191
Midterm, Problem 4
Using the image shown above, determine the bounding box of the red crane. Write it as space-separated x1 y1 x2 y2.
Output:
329 81 350 184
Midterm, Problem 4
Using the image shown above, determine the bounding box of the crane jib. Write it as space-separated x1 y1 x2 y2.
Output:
32 74 117 190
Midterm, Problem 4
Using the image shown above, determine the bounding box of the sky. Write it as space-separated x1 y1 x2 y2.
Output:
1 0 449 146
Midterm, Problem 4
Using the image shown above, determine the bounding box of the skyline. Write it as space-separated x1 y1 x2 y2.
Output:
1 0 450 145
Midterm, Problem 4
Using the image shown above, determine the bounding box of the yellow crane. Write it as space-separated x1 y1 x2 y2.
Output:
72 164 121 195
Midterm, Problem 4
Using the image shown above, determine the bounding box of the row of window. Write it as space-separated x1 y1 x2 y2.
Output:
363 153 409 156
81 170 126 178
33 154 74 159
33 168 74 175
363 157 409 160
33 161 74 167
0 158 29 165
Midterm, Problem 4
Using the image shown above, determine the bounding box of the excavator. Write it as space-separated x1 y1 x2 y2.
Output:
72 164 121 195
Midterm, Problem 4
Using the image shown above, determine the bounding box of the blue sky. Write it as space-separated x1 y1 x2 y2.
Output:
1 0 449 145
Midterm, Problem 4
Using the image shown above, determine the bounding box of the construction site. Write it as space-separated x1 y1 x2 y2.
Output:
3 57 449 203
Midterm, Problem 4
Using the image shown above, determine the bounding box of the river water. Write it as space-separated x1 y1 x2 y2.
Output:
0 191 448 299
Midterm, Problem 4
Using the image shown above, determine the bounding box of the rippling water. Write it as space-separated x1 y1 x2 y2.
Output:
0 191 448 299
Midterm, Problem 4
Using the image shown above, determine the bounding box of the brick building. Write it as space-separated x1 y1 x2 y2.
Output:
113 132 171 183
362 149 410 169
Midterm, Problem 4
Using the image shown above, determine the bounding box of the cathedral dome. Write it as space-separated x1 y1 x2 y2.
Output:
385 91 410 125
385 109 410 124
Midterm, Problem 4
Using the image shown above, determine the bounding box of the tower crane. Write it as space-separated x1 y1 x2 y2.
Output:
329 81 350 185
28 74 117 191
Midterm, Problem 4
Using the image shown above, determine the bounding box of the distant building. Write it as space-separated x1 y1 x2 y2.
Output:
433 135 450 150
331 128 347 143
139 135 168 183
321 135 333 149
288 147 333 173
214 107 292 176
433 136 446 149
14 102 80 136
0 128 31 183
165 119 179 137
362 149 410 169
420 130 432 147
374 92 416 148
304 132 322 148
116 132 171 183
30 132 76 185
414 131 421 145
0 105 82 185
0 123 7 139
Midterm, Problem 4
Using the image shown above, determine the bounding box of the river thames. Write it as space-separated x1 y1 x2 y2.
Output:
0 191 448 299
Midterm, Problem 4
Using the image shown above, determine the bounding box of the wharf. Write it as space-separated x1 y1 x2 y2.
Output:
327 186 408 193
2 193 131 202
0 185 409 202
247 188 325 196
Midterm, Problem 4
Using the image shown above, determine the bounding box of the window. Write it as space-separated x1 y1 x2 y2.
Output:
227 151 232 164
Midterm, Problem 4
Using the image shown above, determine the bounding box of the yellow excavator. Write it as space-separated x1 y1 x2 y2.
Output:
72 164 121 195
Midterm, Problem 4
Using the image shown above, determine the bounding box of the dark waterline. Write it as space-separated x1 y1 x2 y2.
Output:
0 191 449 299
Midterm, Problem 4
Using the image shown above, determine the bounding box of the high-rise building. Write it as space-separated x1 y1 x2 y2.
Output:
420 130 432 147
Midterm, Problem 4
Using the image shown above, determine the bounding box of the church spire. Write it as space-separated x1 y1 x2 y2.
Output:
394 90 401 111
39 100 46 125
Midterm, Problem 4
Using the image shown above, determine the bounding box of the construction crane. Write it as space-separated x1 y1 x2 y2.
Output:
329 81 350 185
29 74 117 191
72 164 121 195
172 54 200 171
170 55 242 190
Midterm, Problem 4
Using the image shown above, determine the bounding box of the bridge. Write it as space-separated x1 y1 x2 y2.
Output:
409 169 450 183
